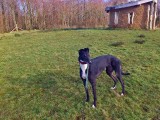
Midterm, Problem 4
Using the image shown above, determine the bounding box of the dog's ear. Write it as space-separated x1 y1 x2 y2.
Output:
84 48 89 52
78 49 83 54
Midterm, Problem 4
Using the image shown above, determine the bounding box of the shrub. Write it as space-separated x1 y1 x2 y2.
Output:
138 34 145 38
14 33 21 37
134 40 145 44
110 41 124 47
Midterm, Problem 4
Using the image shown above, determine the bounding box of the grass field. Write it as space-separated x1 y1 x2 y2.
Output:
0 29 160 120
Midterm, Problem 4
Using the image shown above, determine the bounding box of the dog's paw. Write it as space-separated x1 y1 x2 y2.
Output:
111 86 116 90
92 105 96 109
121 93 124 96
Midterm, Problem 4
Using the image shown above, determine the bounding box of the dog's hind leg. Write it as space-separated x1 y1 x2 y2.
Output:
90 80 97 108
110 74 118 90
117 74 125 96
115 67 125 96
106 66 117 90
113 61 125 96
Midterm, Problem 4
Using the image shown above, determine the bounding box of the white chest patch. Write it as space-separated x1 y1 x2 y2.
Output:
80 63 88 79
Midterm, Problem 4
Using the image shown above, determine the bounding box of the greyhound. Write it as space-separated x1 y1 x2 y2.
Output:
78 48 130 108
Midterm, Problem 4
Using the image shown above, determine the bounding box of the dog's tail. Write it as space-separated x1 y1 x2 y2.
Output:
122 71 130 75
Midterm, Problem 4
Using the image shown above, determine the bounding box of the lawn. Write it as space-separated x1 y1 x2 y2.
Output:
0 29 160 120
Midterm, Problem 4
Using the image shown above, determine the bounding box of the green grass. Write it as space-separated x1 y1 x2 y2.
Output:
0 29 160 120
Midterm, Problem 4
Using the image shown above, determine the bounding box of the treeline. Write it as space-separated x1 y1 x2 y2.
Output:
0 0 105 33
0 0 159 33
157 1 160 26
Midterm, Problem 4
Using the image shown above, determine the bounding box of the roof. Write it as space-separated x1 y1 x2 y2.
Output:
105 0 157 12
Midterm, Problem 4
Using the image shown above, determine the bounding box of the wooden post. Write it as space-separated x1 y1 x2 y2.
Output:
147 5 150 29
153 3 157 30
149 2 154 30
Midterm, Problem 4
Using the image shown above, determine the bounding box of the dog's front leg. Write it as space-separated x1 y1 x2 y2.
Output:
91 82 97 108
85 87 89 102
82 79 90 102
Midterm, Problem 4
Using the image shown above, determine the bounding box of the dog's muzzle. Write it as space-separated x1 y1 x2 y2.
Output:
82 74 86 79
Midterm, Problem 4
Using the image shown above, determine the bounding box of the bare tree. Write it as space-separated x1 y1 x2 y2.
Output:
0 0 113 33
0 0 7 32
156 0 160 26
9 0 19 31
158 0 160 17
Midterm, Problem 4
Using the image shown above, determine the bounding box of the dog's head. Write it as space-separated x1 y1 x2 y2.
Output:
78 48 91 64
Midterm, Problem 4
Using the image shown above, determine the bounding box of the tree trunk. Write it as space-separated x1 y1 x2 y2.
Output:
12 9 18 31
26 0 32 30
0 0 6 32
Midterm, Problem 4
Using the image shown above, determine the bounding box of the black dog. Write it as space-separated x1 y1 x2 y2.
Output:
78 48 130 108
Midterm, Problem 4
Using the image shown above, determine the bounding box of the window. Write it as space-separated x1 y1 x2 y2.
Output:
128 12 134 24
114 12 118 25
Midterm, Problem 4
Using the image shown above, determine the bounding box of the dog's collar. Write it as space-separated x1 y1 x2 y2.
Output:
79 60 87 64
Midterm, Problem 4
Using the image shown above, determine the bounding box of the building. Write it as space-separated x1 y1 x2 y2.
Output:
105 0 157 30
